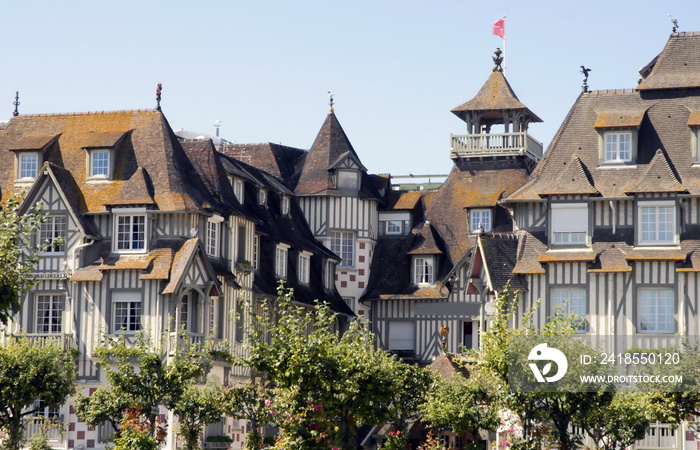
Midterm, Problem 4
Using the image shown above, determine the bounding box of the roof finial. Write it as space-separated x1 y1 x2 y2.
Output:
12 91 20 117
328 90 334 112
492 48 504 72
580 66 592 93
156 83 162 111
668 14 678 33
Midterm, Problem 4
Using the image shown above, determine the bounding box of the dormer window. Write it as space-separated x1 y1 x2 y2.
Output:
281 196 290 216
206 215 224 257
88 148 112 179
470 209 492 233
275 243 290 278
413 256 435 285
298 251 311 284
16 152 39 181
231 177 244 203
258 189 268 207
603 131 633 163
337 170 359 191
113 208 147 253
379 213 410 236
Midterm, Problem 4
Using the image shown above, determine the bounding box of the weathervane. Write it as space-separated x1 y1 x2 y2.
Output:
328 90 334 112
492 48 504 73
12 91 19 117
156 83 162 111
668 14 678 33
580 66 592 93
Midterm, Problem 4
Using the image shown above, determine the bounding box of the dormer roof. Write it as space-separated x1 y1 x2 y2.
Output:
624 149 686 194
451 71 543 123
540 154 599 196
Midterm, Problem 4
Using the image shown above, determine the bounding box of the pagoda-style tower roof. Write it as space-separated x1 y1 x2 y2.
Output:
451 71 542 125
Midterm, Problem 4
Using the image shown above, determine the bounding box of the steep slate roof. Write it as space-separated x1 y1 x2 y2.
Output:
637 32 700 91
508 32 700 270
0 110 209 212
295 112 371 196
540 155 598 196
105 167 156 206
451 71 543 123
477 235 526 292
221 142 307 187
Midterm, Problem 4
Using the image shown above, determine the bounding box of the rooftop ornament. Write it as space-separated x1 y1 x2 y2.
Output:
580 66 592 93
328 90 334 113
492 48 504 73
12 91 19 117
668 14 678 33
156 83 162 111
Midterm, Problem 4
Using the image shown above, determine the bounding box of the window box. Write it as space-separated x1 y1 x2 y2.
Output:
235 260 253 272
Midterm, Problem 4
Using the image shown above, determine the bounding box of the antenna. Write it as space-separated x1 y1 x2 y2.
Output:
12 91 19 117
155 83 162 111
214 120 222 137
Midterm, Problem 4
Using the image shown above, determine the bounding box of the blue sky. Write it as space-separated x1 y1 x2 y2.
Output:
3 1 699 176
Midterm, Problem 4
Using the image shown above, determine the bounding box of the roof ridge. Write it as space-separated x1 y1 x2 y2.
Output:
586 89 637 95
16 109 159 118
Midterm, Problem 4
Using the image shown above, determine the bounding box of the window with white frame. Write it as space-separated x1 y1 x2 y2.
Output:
386 220 403 234
379 213 410 236
17 152 39 181
413 256 435 285
179 291 199 333
694 128 700 163
331 231 354 268
35 294 63 334
209 297 220 339
232 178 244 203
39 216 66 254
638 201 676 245
258 189 267 207
603 131 633 163
388 321 415 351
112 292 141 333
298 251 311 284
552 287 587 332
275 244 289 278
470 209 492 233
281 196 290 216
551 203 588 245
337 170 359 191
89 149 111 179
206 216 222 257
114 212 147 252
324 259 335 289
638 289 674 334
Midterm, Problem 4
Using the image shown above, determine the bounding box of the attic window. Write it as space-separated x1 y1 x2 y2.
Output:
258 189 267 207
603 131 633 163
16 152 39 181
413 256 435 285
337 170 359 191
281 196 290 216
88 149 112 179
231 177 244 203
470 209 492 233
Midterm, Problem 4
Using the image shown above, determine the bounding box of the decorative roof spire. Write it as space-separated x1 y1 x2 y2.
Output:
156 83 162 111
12 91 19 117
580 66 592 93
492 48 503 72
328 90 334 113
668 14 678 33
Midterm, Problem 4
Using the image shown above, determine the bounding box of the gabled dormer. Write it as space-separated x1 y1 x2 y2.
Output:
82 131 129 181
9 134 59 185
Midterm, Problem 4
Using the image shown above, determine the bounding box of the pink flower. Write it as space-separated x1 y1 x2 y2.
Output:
504 441 510 447
313 404 323 411
332 447 339 450
264 399 271 407
270 409 278 415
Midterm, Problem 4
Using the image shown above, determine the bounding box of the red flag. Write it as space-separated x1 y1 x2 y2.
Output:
492 18 505 38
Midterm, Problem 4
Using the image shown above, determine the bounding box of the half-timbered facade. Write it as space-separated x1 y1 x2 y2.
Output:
505 32 700 358
361 53 541 364
0 109 348 450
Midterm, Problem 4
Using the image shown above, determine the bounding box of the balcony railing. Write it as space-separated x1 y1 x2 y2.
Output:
23 416 64 443
13 333 75 352
450 131 543 161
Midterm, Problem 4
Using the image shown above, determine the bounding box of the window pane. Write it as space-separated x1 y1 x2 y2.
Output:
117 215 146 250
36 295 62 334
40 216 66 253
91 150 110 177
552 288 586 331
331 231 354 267
19 153 38 179
639 289 674 333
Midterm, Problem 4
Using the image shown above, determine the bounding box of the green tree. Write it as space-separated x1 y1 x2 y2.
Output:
477 288 613 450
242 284 426 450
73 331 210 445
419 368 500 440
0 338 76 450
0 196 51 325
223 382 273 450
172 383 225 450
578 392 651 450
